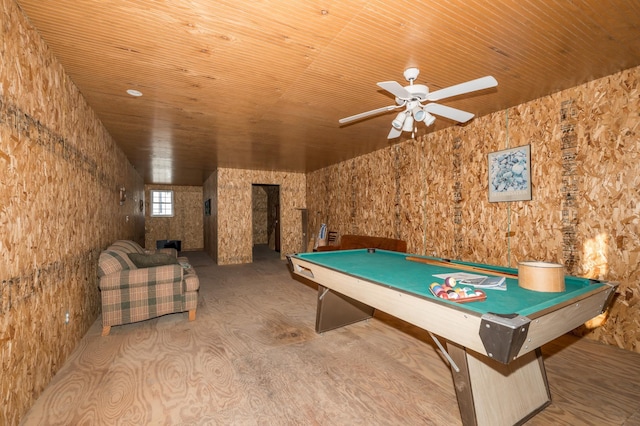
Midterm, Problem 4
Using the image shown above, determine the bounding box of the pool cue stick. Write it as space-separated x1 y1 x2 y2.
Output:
405 256 518 279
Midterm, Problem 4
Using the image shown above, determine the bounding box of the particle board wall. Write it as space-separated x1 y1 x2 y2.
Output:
212 168 305 265
144 185 204 251
0 0 144 424
307 66 639 353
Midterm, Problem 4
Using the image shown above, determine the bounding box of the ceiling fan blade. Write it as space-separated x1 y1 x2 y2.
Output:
424 103 475 123
426 76 498 102
338 105 399 124
387 126 402 139
377 81 411 99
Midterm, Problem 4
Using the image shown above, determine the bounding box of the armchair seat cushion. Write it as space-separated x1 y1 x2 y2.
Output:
127 252 179 268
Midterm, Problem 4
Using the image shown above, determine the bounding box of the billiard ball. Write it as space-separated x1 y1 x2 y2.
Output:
444 277 457 287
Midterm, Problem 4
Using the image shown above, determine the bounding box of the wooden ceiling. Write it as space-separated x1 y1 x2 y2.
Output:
16 0 640 185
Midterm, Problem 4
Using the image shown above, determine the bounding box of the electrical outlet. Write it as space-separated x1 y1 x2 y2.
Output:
65 311 70 324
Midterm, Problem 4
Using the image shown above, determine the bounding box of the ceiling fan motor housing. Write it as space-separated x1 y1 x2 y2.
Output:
404 84 428 101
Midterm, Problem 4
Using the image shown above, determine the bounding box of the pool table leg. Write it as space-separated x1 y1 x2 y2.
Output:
315 285 375 333
447 341 478 426
446 341 551 426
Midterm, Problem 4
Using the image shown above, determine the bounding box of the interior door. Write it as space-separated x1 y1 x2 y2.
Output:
274 197 280 252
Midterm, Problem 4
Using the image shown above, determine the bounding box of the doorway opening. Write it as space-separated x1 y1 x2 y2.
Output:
252 184 280 259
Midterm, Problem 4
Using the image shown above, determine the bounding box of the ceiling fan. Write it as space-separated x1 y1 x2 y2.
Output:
338 68 498 139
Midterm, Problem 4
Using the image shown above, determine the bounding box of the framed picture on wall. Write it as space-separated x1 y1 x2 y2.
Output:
204 198 211 216
488 144 532 202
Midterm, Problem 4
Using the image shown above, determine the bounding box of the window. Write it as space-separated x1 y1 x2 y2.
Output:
150 190 174 217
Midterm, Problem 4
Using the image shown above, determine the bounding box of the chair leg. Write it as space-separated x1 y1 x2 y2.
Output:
188 309 196 321
101 326 111 336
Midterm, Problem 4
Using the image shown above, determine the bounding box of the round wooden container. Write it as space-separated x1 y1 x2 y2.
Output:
518 261 565 292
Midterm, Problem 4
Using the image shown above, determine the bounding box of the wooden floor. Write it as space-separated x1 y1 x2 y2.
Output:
22 246 640 425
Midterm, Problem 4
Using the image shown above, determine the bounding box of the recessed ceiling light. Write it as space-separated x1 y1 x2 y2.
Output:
126 89 143 97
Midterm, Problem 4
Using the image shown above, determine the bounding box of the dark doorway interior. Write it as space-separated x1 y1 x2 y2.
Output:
252 184 280 254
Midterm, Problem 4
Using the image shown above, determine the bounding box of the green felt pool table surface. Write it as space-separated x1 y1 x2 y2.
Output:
295 249 608 317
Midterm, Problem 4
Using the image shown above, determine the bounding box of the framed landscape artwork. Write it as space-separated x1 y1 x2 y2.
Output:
488 144 532 202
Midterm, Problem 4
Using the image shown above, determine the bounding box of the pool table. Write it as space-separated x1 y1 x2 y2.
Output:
287 249 617 426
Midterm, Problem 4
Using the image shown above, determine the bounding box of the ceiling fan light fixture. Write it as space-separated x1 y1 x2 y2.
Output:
402 114 414 132
423 111 436 126
413 106 426 122
391 112 406 130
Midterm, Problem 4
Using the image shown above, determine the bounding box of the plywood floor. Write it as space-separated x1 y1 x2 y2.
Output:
21 247 640 425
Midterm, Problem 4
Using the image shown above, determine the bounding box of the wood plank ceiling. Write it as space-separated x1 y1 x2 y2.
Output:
15 0 640 185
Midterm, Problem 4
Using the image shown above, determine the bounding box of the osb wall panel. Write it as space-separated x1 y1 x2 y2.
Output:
431 105 565 267
394 138 427 255
252 186 268 244
144 185 204 251
307 66 639 353
570 70 640 349
203 172 218 261
307 150 398 248
352 149 397 237
217 168 305 265
0 0 144 424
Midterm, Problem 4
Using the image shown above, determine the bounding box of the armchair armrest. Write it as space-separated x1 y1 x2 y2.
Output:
99 264 183 291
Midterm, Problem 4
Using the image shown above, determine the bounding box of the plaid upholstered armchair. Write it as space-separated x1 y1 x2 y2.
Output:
97 240 199 336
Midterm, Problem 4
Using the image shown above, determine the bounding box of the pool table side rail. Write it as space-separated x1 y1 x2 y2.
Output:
514 281 617 359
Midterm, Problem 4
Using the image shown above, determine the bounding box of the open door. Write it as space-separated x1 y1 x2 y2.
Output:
274 198 280 252
252 184 280 254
